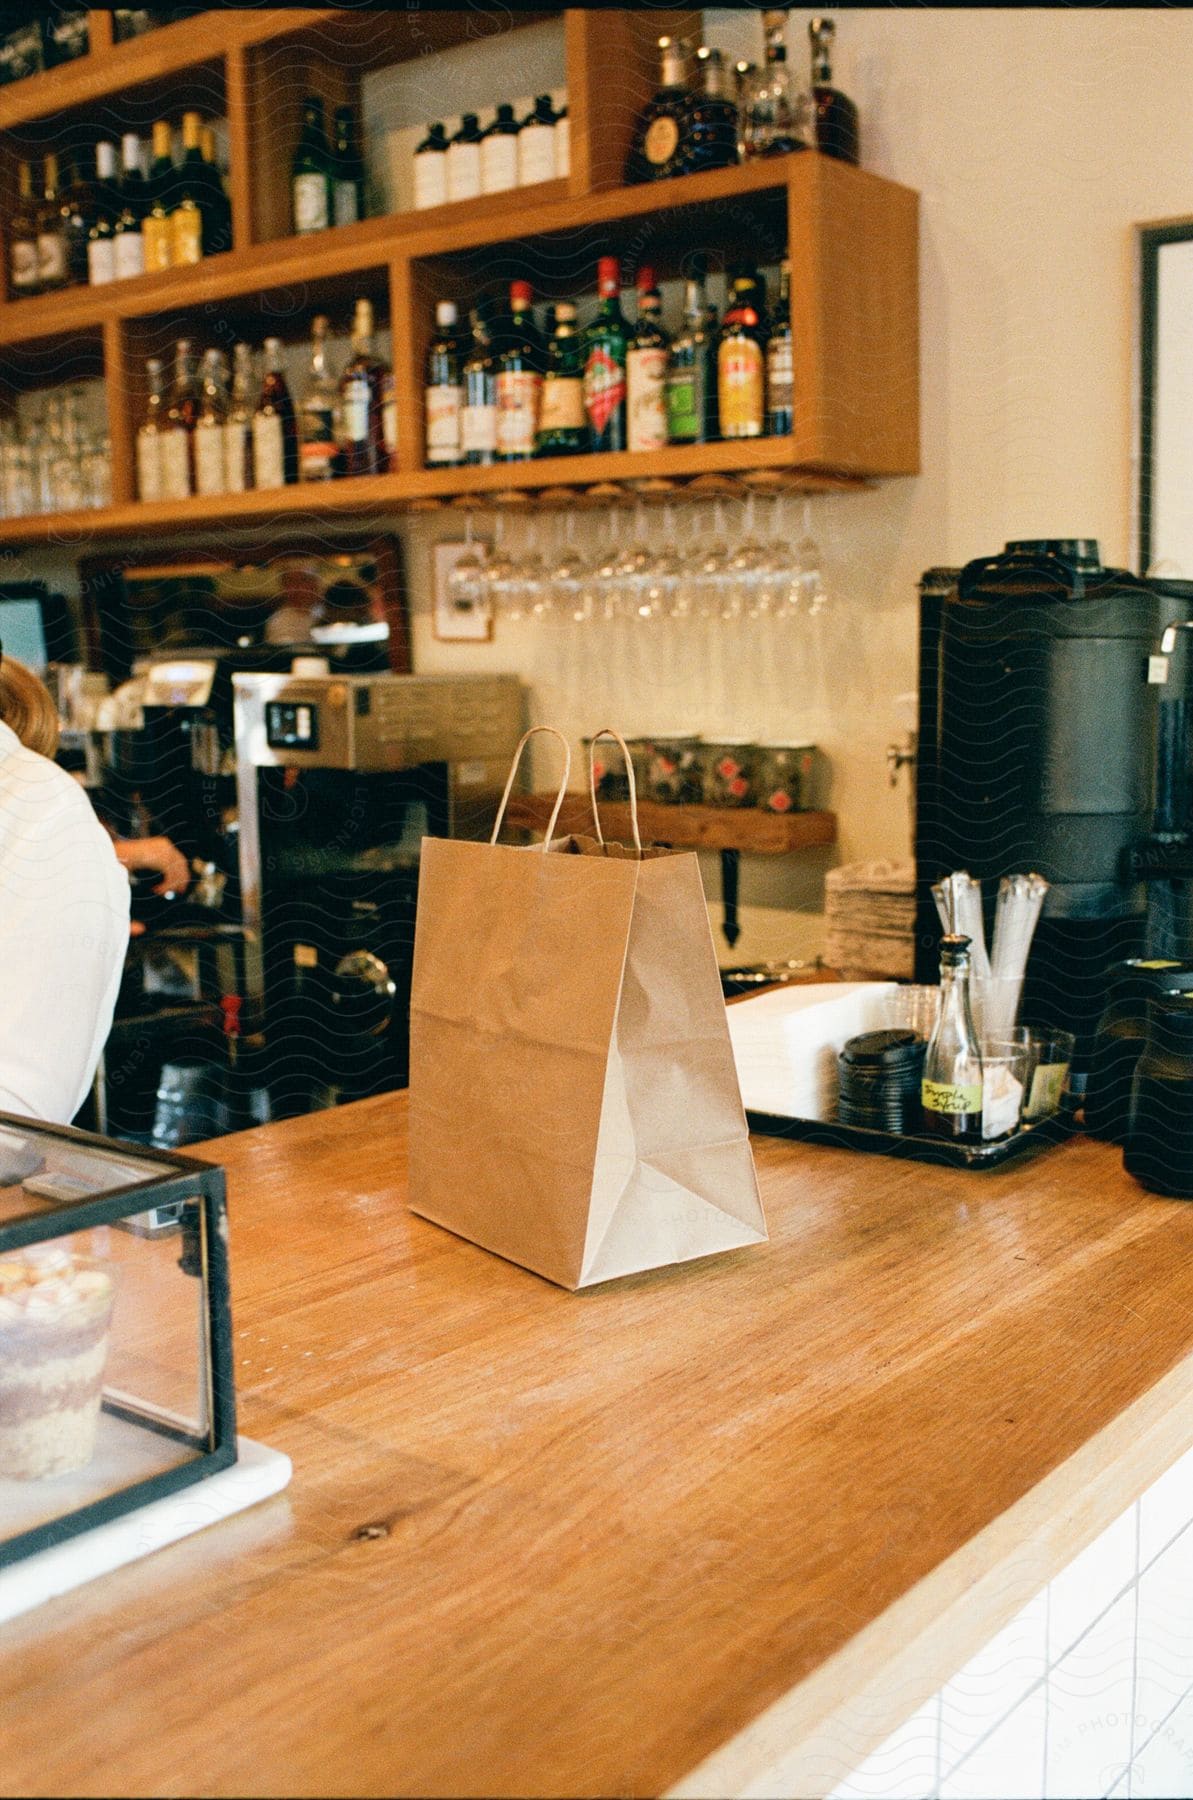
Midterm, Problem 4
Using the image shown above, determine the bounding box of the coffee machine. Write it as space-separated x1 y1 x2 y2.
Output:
234 670 523 1114
915 540 1193 1057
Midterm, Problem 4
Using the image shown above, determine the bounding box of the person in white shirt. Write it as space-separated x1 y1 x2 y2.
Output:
0 654 129 1124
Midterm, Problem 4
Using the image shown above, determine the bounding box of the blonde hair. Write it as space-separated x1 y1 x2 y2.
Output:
0 657 59 759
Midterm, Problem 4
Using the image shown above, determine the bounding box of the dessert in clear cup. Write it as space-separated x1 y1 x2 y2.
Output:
0 1248 116 1480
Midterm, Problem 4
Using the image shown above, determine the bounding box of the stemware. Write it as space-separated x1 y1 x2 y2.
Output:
446 508 489 622
510 513 545 621
693 499 731 620
542 507 586 622
614 500 655 620
796 498 829 616
762 492 802 618
724 491 767 620
482 508 521 621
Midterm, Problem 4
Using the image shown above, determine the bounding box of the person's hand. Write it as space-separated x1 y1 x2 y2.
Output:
114 835 191 896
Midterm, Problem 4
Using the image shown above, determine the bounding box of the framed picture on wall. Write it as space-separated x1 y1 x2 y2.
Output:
1140 221 1193 576
433 540 492 642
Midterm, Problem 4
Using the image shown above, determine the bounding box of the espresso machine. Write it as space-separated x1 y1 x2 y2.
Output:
915 540 1193 1059
234 670 523 1115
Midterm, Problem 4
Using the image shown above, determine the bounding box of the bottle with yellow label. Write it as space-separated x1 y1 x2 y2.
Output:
141 120 175 272
169 112 205 265
921 933 984 1141
717 271 767 440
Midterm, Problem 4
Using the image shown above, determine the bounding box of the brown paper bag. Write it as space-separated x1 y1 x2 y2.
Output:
408 726 766 1290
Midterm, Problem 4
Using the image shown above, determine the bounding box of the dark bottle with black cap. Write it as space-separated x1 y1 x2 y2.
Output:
1125 994 1193 1196
1085 959 1193 1142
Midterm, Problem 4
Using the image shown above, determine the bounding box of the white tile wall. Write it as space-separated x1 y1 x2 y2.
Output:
1128 1680 1193 1798
939 1588 1047 1778
1139 1441 1193 1571
940 1683 1047 1800
1135 1521 1193 1758
1045 1587 1137 1799
826 1695 940 1800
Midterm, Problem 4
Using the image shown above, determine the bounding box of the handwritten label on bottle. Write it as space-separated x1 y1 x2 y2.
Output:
922 1079 983 1116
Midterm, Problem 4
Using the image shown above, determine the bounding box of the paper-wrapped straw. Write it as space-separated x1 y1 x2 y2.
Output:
932 871 990 979
991 872 1049 981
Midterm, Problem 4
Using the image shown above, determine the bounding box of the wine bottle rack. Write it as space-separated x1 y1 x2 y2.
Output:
0 8 920 543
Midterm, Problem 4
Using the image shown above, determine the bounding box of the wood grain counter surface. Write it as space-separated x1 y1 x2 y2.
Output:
6 1098 1193 1799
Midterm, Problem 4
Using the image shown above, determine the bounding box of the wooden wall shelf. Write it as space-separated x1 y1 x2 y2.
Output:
504 792 838 855
0 10 919 543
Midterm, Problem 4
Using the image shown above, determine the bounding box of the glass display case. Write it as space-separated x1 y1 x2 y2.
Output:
0 1113 234 1569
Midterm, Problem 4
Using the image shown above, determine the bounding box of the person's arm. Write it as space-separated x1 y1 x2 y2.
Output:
113 834 191 894
0 777 130 1123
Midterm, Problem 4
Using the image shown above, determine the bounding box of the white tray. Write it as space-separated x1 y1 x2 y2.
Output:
0 1436 291 1625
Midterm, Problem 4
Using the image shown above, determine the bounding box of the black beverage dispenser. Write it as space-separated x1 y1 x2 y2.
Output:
915 540 1193 1059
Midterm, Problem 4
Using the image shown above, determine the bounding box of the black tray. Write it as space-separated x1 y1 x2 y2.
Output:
746 1105 1074 1168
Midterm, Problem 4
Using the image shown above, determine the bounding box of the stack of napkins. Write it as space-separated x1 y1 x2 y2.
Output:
727 982 898 1121
825 858 916 980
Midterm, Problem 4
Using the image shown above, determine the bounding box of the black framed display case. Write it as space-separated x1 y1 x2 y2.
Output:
0 1113 235 1570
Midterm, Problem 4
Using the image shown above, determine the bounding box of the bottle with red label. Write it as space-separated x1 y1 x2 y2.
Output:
626 267 670 453
717 270 768 440
583 256 628 453
495 280 543 461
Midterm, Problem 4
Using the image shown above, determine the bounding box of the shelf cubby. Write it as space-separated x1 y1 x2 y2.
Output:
0 10 919 543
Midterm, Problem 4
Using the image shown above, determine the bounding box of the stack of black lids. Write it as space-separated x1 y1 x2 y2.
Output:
838 1030 926 1134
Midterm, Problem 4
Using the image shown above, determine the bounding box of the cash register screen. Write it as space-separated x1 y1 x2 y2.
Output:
266 701 320 750
0 600 47 675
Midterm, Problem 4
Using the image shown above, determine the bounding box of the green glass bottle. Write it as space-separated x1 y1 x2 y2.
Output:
667 270 712 445
582 256 628 453
537 302 586 457
292 95 332 235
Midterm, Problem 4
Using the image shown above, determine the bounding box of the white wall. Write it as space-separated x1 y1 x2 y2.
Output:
17 9 1193 965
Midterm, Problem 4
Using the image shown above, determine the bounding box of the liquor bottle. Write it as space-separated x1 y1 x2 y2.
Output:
717 272 768 440
331 105 365 227
743 13 812 158
113 134 148 279
625 37 692 184
733 62 756 163
86 142 119 285
338 298 393 476
60 153 93 285
170 112 206 265
193 348 228 496
9 161 39 297
142 120 176 272
447 113 483 203
495 279 543 462
555 103 570 179
36 154 69 292
413 122 449 210
582 256 628 452
518 94 558 187
626 269 669 453
291 96 332 235
460 302 497 467
223 341 255 492
766 258 793 436
198 126 232 254
666 271 713 445
253 336 298 488
536 301 586 457
135 356 166 502
480 104 520 196
299 316 339 481
425 300 463 468
921 934 984 1141
809 17 859 165
687 47 739 173
161 339 199 500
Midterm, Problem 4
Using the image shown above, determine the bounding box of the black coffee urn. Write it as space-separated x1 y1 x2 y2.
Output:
915 540 1193 1061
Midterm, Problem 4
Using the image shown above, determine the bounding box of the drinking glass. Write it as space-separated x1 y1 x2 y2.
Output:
614 501 654 620
694 500 731 620
482 509 521 621
544 507 586 622
763 493 802 618
446 510 489 620
728 491 768 619
796 499 828 616
510 514 545 621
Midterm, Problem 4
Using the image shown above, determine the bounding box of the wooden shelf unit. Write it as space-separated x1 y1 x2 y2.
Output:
0 11 919 545
504 792 838 855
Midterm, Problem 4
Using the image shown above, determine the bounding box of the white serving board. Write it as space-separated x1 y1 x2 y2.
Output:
0 1436 291 1625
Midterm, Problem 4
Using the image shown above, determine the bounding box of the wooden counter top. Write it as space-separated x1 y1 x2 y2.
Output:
6 1100 1193 1798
